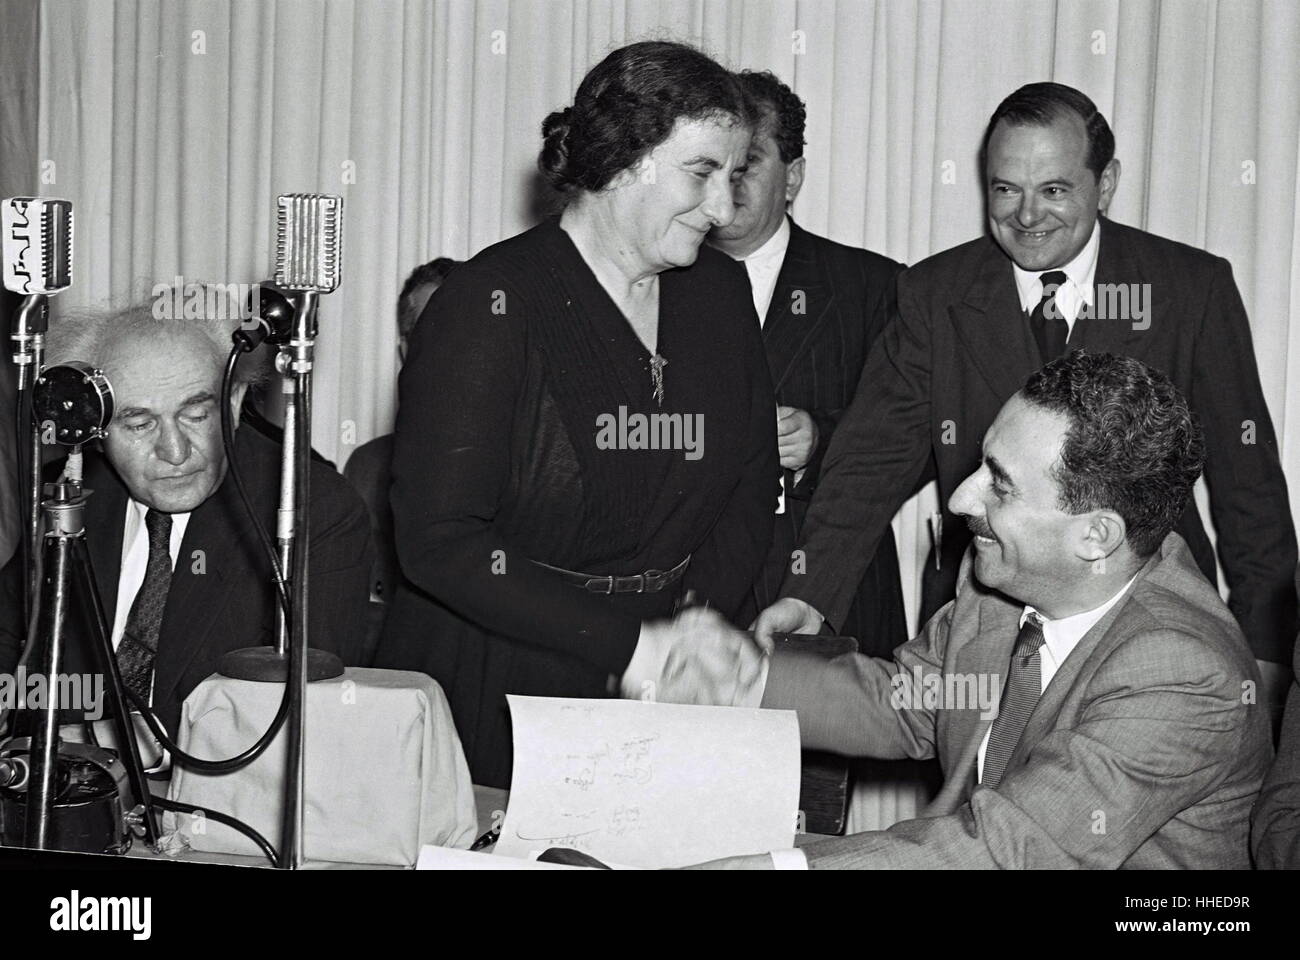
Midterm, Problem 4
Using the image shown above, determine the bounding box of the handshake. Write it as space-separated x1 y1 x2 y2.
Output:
619 598 825 707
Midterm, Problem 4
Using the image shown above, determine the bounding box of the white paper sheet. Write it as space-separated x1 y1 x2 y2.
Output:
495 696 800 868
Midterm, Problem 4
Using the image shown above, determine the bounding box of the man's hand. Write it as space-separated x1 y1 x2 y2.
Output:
750 597 824 649
776 406 819 472
623 607 766 706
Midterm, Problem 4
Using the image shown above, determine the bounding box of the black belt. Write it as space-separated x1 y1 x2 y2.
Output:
532 555 690 595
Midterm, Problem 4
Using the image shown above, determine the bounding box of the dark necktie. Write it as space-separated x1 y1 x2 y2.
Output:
981 612 1047 789
117 509 174 704
1028 270 1069 362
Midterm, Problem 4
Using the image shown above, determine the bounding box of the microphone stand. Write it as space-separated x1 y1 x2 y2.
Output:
11 294 47 628
217 289 342 869
280 290 316 870
22 456 160 851
216 193 343 869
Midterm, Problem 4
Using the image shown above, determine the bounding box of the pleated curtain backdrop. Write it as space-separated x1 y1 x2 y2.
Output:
17 0 1300 824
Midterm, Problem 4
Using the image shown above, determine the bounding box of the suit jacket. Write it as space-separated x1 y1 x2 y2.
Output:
764 533 1273 868
1250 621 1300 868
738 220 908 657
0 426 373 735
784 216 1298 663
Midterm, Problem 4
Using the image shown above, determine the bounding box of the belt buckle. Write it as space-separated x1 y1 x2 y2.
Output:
644 569 665 592
628 574 646 593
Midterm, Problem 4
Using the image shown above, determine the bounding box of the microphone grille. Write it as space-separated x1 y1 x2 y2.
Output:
42 199 73 292
274 194 343 293
2 197 73 295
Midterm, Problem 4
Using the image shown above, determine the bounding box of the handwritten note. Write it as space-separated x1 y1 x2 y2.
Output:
495 696 800 868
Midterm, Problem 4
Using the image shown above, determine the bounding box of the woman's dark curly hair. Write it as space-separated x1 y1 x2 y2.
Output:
1022 350 1206 558
539 40 756 194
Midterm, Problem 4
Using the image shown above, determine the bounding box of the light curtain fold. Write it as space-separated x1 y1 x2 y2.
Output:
15 1 1298 817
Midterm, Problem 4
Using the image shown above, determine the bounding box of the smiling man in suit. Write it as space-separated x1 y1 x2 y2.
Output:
755 81 1298 694
679 352 1273 868
0 296 372 736
709 70 907 656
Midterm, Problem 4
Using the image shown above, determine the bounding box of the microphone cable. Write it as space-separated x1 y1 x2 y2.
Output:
220 342 291 621
150 795 278 865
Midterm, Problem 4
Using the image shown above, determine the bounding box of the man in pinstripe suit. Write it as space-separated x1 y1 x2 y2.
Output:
710 70 908 657
680 353 1272 868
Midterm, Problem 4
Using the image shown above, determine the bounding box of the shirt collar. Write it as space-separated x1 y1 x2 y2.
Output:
1011 218 1101 312
740 215 791 267
125 498 191 544
1020 569 1139 665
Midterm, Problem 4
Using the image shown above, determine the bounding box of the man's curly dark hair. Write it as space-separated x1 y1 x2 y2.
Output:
734 70 805 163
1022 350 1206 557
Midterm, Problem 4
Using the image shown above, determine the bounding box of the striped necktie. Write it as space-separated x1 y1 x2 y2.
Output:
982 612 1047 789
116 509 174 704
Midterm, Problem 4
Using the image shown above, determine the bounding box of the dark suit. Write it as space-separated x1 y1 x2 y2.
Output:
767 534 1272 868
1251 617 1300 867
0 426 373 735
785 216 1298 663
737 220 908 658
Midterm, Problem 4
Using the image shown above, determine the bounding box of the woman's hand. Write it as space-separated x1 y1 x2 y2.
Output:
621 607 767 706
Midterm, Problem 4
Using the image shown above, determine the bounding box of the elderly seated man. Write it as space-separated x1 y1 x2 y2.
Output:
0 295 373 738
649 351 1273 869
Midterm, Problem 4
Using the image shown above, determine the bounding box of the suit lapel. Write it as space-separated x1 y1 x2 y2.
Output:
1005 553 1163 773
151 473 247 708
81 450 128 621
947 587 1023 801
949 242 1042 401
761 220 836 393
1070 217 1146 354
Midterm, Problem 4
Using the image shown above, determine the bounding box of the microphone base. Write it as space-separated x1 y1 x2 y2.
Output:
216 647 345 683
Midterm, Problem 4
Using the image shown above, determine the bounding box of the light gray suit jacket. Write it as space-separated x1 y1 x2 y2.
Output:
763 533 1273 868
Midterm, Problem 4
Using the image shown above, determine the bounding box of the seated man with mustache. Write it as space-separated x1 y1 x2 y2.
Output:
659 351 1273 869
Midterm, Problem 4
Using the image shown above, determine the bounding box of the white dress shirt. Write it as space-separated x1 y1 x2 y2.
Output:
1011 219 1100 339
738 216 791 326
976 572 1139 783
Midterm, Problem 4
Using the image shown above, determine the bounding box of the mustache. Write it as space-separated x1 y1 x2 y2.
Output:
966 518 995 540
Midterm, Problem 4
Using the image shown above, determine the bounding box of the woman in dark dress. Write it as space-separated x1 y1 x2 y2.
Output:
374 41 780 788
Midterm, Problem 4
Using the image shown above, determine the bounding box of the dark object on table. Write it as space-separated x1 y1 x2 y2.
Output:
537 846 612 869
768 632 858 836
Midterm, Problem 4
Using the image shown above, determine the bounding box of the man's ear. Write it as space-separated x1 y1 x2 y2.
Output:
1097 158 1120 213
229 381 250 427
1080 509 1126 563
785 157 806 207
